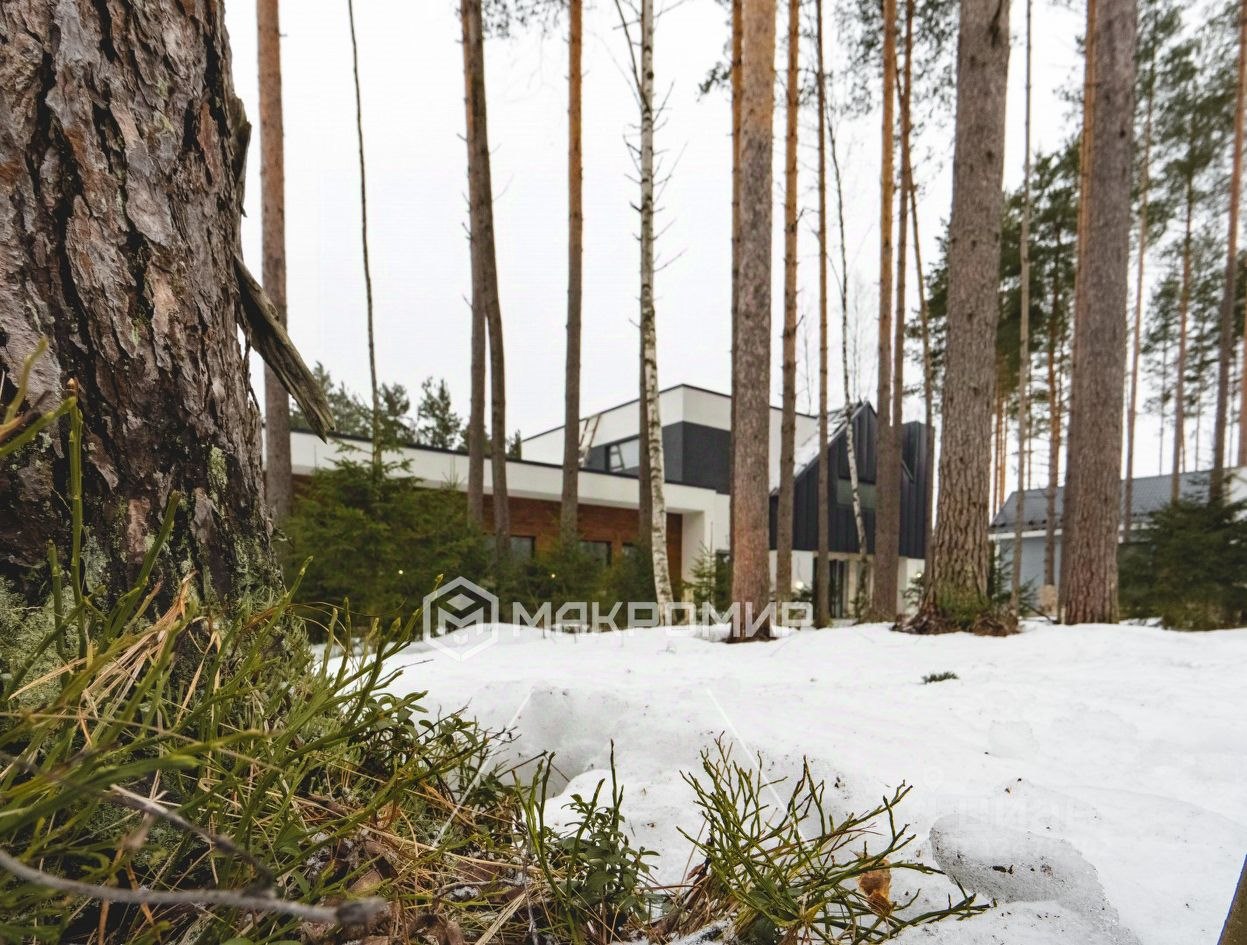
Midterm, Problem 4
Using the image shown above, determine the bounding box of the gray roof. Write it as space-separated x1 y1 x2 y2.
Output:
990 470 1214 533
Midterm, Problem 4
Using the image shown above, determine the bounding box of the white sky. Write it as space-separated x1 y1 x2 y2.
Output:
224 0 1175 481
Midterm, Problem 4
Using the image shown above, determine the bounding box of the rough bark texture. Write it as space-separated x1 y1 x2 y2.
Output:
729 0 742 558
1220 856 1247 945
815 0 830 626
776 0 800 604
0 0 280 602
1061 0 1136 625
461 0 509 553
258 0 291 523
561 0 583 545
1011 0 1032 605
914 0 1011 627
1217 0 1245 491
871 0 900 618
638 0 673 609
731 0 777 634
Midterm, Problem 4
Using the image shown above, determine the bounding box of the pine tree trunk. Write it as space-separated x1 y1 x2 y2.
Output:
639 0 673 610
914 0 1011 629
1011 0 1033 607
1061 0 1136 625
871 0 901 618
561 0 584 544
777 0 800 605
731 0 778 635
908 186 935 572
0 0 281 600
1216 0 1246 490
815 0 831 625
258 0 292 523
1172 183 1194 501
729 0 743 557
1044 260 1063 588
346 0 381 473
461 0 509 555
889 0 914 611
1124 75 1154 537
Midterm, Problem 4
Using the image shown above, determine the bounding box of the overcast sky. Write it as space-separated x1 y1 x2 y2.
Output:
224 0 1176 479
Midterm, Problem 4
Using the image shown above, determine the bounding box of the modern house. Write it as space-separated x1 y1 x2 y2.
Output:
990 468 1247 604
288 384 930 613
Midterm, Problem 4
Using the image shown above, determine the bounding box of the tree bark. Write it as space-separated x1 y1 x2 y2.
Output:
258 0 292 523
777 0 800 604
729 0 743 559
1061 0 1136 625
561 0 584 544
461 0 510 555
1124 62 1154 538
0 0 284 601
1011 0 1033 607
871 0 900 618
638 0 674 611
1044 251 1064 588
1217 0 1246 491
908 186 935 573
731 0 778 635
914 0 1011 628
815 0 831 625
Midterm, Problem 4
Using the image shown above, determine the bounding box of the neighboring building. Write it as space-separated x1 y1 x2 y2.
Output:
288 384 929 613
990 468 1247 598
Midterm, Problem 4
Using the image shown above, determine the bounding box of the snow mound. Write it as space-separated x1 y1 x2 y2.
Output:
930 815 1139 944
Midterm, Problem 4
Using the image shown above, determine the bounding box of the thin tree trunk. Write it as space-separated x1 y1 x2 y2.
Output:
827 95 869 593
0 0 298 600
913 0 1011 631
1124 67 1154 537
461 0 510 556
1044 251 1064 588
729 0 743 558
347 0 381 473
561 0 584 544
638 0 674 611
872 0 901 618
732 0 778 636
890 0 914 607
815 0 831 625
1172 181 1194 501
1061 0 1136 625
1011 0 1033 607
1217 0 1246 488
777 0 800 604
908 186 935 572
258 0 292 523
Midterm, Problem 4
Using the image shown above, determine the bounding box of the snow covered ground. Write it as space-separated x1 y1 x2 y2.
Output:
382 621 1247 944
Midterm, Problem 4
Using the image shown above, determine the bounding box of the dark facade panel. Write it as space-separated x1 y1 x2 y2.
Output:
584 421 731 493
771 405 927 560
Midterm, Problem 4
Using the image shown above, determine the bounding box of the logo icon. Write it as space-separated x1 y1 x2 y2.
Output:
422 576 500 660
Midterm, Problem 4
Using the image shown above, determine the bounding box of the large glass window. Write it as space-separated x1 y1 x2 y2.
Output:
835 479 877 509
580 540 612 565
607 438 640 473
510 536 536 560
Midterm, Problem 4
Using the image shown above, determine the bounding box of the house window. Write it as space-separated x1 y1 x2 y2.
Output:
580 540 612 565
836 479 877 509
607 438 640 473
510 536 536 560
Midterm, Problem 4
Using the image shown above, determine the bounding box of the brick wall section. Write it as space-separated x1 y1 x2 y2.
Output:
484 495 682 571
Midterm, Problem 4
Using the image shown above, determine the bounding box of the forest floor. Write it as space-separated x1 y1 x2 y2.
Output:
382 620 1247 945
